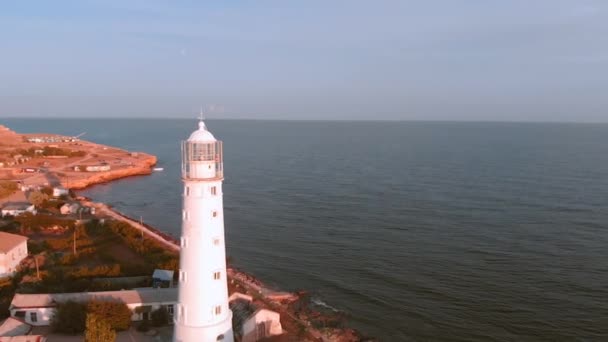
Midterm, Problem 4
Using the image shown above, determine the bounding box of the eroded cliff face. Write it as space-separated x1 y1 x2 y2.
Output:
64 154 157 189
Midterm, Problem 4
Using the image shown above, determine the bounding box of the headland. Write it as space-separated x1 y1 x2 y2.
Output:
0 124 156 191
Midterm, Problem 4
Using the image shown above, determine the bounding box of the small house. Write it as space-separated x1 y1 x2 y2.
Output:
230 293 283 342
52 187 69 198
85 164 111 172
9 288 177 326
1 203 36 217
59 203 80 215
0 232 28 277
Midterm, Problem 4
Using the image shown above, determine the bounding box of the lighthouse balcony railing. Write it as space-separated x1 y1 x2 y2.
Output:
181 167 224 181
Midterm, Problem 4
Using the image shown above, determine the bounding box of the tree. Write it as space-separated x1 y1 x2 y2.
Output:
51 301 87 334
27 190 49 207
85 313 116 342
151 307 169 327
87 300 132 331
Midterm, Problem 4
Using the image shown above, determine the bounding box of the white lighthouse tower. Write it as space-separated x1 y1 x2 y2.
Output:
174 117 234 342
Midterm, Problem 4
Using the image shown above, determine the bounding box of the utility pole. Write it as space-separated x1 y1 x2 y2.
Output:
35 256 40 280
140 216 144 241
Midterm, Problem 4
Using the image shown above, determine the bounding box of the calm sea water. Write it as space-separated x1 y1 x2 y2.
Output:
3 118 608 341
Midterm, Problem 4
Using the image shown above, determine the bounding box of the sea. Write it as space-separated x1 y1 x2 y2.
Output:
3 118 608 341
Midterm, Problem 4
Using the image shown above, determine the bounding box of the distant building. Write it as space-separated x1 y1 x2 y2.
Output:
9 288 177 326
73 164 111 172
59 203 80 215
152 269 174 288
52 187 69 197
1 203 36 217
0 232 28 277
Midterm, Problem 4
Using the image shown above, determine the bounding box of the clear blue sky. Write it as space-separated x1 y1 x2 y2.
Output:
1 1 607 121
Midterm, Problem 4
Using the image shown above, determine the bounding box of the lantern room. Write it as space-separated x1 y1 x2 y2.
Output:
181 121 224 180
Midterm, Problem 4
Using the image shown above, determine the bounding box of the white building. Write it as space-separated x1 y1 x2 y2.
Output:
9 288 177 326
174 119 234 342
59 202 80 215
229 294 283 342
1 203 36 217
52 187 69 197
0 232 28 277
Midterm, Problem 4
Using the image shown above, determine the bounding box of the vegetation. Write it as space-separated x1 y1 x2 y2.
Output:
28 240 51 254
12 146 87 158
51 300 87 334
86 219 179 273
51 300 131 335
0 180 18 199
85 313 116 342
87 300 132 331
27 191 49 207
14 213 76 233
151 306 169 326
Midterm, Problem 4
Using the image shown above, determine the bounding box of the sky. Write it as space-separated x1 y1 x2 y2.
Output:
0 0 607 121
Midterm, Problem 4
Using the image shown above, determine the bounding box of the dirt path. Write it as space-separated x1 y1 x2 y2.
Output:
82 200 179 253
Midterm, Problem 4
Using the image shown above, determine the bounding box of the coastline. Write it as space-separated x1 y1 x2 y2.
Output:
82 196 368 341
1 124 371 341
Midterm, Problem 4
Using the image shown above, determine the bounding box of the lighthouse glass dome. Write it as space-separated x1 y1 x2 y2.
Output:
181 140 223 180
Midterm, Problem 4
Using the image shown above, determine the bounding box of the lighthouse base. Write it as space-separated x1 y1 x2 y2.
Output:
174 311 234 342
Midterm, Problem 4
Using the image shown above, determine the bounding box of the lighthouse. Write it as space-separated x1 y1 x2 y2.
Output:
174 118 234 342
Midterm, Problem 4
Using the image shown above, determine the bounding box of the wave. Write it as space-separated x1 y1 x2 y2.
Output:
311 297 340 312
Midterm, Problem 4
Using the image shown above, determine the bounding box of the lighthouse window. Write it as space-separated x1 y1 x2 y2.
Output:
213 237 221 246
210 186 217 195
213 271 221 280
185 186 190 196
212 211 218 218
179 270 187 282
30 312 38 323
214 305 222 315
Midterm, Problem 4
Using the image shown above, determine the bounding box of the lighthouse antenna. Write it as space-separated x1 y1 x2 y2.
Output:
199 106 205 121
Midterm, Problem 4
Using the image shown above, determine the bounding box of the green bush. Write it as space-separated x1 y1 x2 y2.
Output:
27 191 49 207
51 300 87 334
28 240 51 254
87 300 132 331
85 313 116 342
151 307 169 327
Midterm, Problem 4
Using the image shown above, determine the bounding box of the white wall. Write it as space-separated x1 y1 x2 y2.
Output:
0 240 28 277
242 309 282 342
10 307 54 326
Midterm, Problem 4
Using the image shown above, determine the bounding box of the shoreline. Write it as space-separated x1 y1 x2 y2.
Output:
1 124 371 341
79 196 370 341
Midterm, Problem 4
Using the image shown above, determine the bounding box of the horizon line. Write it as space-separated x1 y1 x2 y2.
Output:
1 116 608 125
